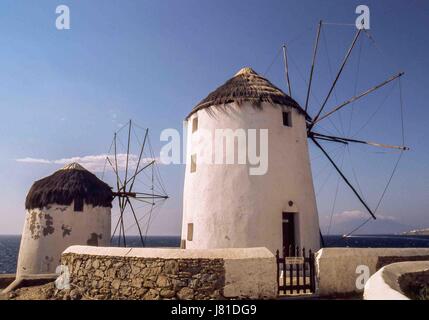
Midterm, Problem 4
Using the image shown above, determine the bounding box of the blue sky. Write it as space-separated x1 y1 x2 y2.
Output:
0 0 428 235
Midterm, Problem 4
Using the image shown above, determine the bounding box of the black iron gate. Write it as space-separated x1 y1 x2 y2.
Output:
276 246 316 295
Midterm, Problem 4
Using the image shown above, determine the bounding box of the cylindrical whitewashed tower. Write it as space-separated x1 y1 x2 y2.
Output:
16 163 113 276
181 67 320 253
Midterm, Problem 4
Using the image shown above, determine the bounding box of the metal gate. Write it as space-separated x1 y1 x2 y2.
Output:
276 246 316 295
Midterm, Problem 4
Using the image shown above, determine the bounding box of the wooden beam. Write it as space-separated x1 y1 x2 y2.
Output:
311 137 376 220
313 72 404 125
123 160 156 186
127 198 145 247
129 128 149 192
304 20 322 113
123 119 132 191
311 132 409 151
309 28 362 131
282 45 292 98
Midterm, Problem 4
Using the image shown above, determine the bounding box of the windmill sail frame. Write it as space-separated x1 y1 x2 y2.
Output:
103 120 168 247
281 21 409 243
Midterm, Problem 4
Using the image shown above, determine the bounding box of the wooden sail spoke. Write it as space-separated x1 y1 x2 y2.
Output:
123 160 156 186
304 20 322 113
106 156 125 191
126 198 145 247
311 137 377 220
135 195 169 199
123 120 132 191
128 128 149 193
312 72 404 126
311 132 409 150
309 28 362 131
282 45 292 98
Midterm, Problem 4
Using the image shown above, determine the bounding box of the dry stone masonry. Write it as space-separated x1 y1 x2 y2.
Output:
57 253 226 300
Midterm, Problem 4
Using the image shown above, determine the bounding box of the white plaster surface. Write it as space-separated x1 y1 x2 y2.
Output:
181 102 320 254
316 248 429 296
364 261 429 300
16 203 111 276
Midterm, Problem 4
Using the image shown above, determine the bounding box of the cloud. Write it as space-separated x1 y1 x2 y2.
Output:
322 209 397 225
16 154 159 173
16 157 52 164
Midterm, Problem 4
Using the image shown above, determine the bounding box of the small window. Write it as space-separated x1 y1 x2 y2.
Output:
192 117 198 133
283 111 292 127
180 239 186 249
187 223 194 241
74 198 83 212
190 154 197 173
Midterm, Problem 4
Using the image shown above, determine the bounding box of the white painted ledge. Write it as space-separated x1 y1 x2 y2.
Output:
63 246 274 260
364 261 429 300
316 248 429 296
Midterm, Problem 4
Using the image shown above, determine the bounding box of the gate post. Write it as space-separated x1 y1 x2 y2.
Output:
275 249 280 294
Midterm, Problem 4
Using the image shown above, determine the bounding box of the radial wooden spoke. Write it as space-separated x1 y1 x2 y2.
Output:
311 132 409 150
135 192 168 197
106 156 124 190
113 133 121 192
304 20 322 113
126 198 145 247
311 135 348 145
282 45 292 97
129 128 149 193
111 212 122 242
123 120 132 192
312 72 404 125
309 28 362 130
124 160 156 186
120 197 127 246
311 137 376 220
136 196 169 200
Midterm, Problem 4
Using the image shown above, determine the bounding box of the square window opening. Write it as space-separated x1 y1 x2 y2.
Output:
74 198 83 212
192 117 198 133
283 111 292 127
190 154 197 173
187 223 194 241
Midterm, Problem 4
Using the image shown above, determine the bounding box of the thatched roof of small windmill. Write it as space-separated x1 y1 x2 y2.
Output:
187 67 305 119
25 163 113 210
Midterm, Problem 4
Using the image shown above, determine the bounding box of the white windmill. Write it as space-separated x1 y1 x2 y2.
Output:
181 21 408 254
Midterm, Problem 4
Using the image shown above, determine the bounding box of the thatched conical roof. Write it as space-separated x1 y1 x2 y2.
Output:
25 163 113 210
187 67 304 119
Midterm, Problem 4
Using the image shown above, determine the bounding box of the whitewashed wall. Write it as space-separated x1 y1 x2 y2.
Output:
316 248 429 296
182 102 320 253
364 261 429 300
16 203 111 276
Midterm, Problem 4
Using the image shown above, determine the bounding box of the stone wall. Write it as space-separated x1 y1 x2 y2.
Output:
55 246 276 300
58 253 224 300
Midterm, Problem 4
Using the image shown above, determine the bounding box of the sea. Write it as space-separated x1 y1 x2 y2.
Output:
1 234 429 274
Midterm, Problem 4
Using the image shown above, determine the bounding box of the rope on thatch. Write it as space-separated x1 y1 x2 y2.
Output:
25 163 113 210
186 67 305 119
